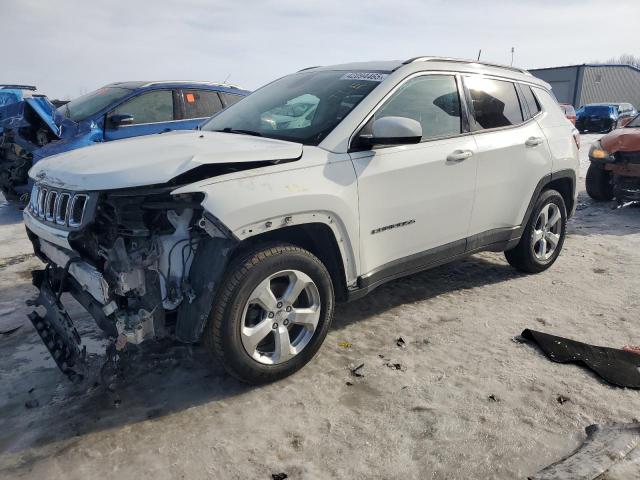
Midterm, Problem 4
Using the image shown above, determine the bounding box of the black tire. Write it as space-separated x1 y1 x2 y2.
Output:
505 189 567 273
585 163 614 201
203 243 334 384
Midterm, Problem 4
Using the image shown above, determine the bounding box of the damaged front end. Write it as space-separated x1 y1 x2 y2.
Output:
590 127 640 203
25 183 236 381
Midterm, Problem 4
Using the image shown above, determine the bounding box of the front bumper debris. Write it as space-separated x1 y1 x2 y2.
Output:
27 269 86 383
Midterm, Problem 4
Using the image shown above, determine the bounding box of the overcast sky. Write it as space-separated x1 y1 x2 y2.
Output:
3 0 639 99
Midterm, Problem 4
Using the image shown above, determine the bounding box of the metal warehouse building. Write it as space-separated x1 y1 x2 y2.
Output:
529 64 640 109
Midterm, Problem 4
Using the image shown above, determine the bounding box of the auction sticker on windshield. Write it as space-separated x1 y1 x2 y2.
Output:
340 72 388 82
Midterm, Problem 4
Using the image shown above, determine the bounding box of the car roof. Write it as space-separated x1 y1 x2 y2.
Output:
300 56 549 88
104 80 248 94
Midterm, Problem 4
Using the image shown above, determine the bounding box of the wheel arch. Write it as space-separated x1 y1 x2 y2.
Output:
545 170 576 217
230 220 351 302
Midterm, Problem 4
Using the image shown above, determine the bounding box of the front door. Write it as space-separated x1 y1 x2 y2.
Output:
352 74 478 279
104 89 178 141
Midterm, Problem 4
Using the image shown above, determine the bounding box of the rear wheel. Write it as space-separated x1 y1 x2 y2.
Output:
505 189 567 273
586 163 614 201
204 244 334 384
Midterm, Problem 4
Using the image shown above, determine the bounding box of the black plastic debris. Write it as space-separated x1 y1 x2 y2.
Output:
396 337 406 348
272 474 288 480
488 394 499 402
385 362 404 371
529 423 640 480
557 395 570 405
522 329 640 388
350 363 365 377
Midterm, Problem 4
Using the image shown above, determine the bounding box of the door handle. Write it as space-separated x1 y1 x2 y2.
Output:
446 150 473 162
525 136 544 147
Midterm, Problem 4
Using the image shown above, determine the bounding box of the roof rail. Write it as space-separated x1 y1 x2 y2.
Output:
141 80 242 89
0 84 37 90
402 56 531 75
297 66 322 72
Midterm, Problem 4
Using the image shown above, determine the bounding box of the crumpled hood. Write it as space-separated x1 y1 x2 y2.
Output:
601 128 640 154
29 130 303 191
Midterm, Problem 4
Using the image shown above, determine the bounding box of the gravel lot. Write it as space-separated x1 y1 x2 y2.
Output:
1 134 639 479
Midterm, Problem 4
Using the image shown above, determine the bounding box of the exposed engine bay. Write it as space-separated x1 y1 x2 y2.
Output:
25 184 236 382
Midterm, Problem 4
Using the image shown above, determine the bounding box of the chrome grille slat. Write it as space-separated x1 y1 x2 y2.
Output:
28 184 91 230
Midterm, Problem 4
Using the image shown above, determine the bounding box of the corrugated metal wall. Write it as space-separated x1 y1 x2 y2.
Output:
580 66 640 108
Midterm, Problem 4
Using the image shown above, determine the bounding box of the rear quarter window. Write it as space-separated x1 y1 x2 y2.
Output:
220 93 243 107
533 87 568 125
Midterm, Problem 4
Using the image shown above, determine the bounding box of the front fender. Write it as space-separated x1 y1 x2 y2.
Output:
173 156 360 284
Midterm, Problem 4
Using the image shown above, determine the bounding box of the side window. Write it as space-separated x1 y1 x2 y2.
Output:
520 85 542 118
111 90 174 125
182 90 223 119
465 77 524 129
220 93 243 108
366 75 462 141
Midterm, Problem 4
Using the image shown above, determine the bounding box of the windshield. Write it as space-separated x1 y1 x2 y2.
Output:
202 70 387 145
583 105 615 116
58 87 132 122
626 114 640 127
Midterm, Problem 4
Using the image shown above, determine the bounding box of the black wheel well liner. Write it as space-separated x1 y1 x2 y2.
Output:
545 173 575 217
521 169 576 230
231 223 349 302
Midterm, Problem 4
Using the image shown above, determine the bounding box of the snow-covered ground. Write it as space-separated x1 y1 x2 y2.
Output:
1 134 640 479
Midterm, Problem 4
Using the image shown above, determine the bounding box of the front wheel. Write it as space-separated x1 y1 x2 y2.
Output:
585 163 614 201
204 244 334 384
505 189 567 273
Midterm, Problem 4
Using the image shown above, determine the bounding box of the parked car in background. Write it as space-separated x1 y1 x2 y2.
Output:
559 103 576 124
586 113 640 203
0 81 249 200
575 103 637 133
0 84 37 107
23 57 578 385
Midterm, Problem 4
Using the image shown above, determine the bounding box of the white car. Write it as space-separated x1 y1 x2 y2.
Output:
24 57 579 384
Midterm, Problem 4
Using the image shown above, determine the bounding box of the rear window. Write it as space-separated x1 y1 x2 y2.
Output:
584 105 615 116
181 90 223 119
465 77 524 129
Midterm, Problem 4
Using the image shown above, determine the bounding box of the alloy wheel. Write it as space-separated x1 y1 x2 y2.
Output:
240 269 321 365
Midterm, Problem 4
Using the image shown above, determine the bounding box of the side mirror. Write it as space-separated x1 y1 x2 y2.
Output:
361 116 422 147
109 113 134 128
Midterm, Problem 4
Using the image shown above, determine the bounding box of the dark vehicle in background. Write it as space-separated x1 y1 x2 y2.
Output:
0 81 249 200
576 103 637 133
559 103 576 124
586 114 640 203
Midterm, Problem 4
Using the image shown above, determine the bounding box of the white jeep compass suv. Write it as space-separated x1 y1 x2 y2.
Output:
24 57 579 384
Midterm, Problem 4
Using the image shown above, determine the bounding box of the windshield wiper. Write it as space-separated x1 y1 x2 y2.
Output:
214 127 262 137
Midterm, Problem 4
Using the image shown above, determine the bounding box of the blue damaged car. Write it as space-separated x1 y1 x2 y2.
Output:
0 84 38 108
0 81 249 200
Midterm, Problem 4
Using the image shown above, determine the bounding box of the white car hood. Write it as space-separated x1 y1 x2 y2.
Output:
29 130 303 191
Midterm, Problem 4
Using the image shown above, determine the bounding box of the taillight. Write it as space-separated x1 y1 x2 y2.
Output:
572 129 580 150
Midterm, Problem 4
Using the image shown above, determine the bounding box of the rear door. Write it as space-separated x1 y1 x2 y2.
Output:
104 89 178 141
464 76 551 237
